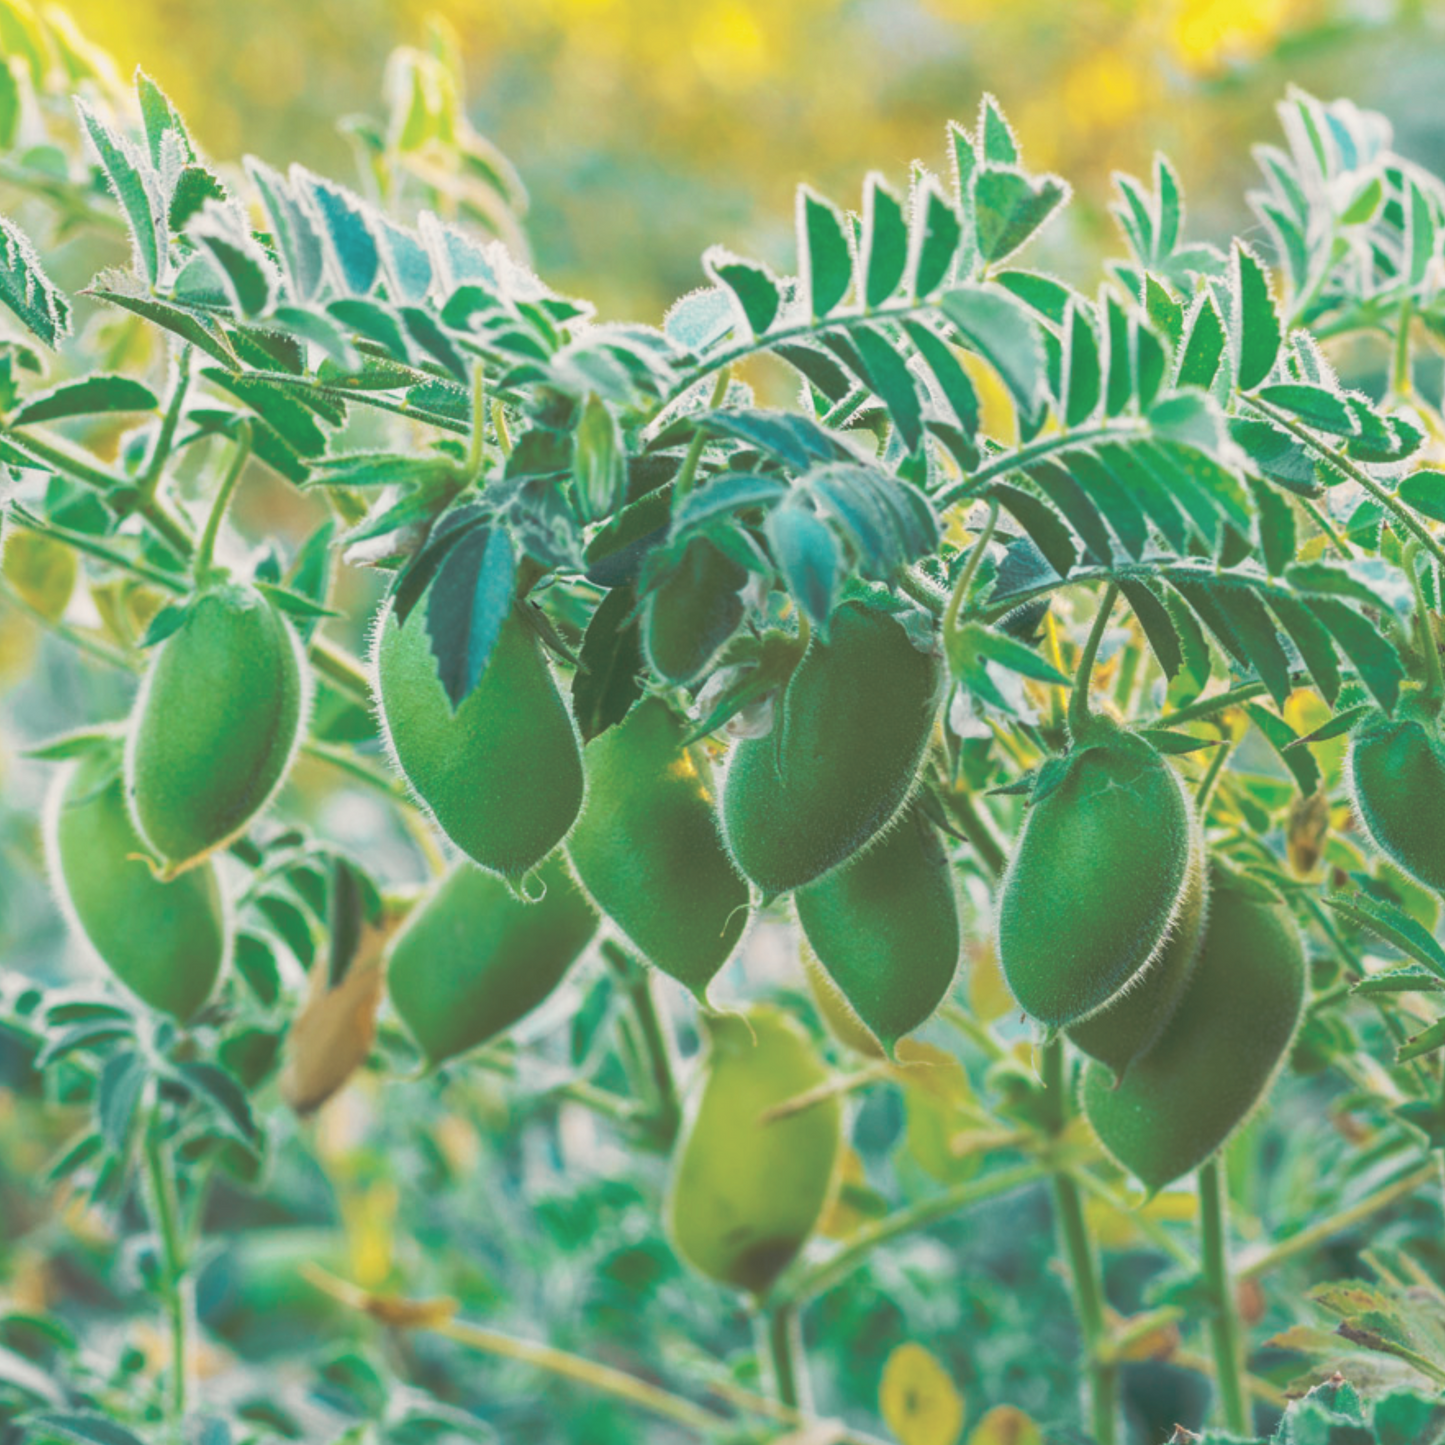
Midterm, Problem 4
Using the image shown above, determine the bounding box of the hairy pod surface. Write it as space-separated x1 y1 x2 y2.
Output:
1082 862 1306 1193
386 854 597 1066
1348 700 1445 891
721 601 944 896
1066 817 1208 1082
802 940 887 1060
375 599 584 878
666 1006 841 1296
567 697 748 1000
998 725 1195 1028
126 582 307 872
793 807 961 1054
48 744 227 1020
643 535 748 684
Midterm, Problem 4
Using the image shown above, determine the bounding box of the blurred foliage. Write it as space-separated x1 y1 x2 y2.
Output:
55 0 1445 319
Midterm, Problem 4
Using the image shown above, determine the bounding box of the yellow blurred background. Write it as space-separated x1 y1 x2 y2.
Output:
51 0 1445 318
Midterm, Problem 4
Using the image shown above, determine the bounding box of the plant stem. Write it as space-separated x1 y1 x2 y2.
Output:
143 1111 190 1434
759 1302 807 1411
943 495 999 641
1068 583 1119 738
932 773 1007 879
1405 541 1444 703
310 636 374 702
1043 1040 1118 1445
1155 678 1280 729
600 941 681 1148
774 1159 1053 1306
934 423 1139 508
141 347 193 499
1198 1158 1248 1435
670 367 733 507
1245 394 1445 568
194 423 252 583
0 580 137 671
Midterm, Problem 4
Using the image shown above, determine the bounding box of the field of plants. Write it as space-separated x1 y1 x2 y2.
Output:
6 3 1445 1444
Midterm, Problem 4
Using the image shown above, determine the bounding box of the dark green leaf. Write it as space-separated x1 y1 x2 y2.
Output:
704 247 780 337
572 585 644 743
11 376 158 426
425 525 516 710
861 174 908 307
797 186 852 319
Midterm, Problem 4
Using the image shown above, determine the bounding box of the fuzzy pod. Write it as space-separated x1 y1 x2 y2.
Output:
666 1006 841 1296
48 742 228 1020
793 806 961 1055
721 601 944 896
643 535 748 684
1066 816 1208 1082
126 582 308 874
374 599 585 879
802 940 888 1061
385 854 597 1066
1347 699 1445 892
566 697 749 1000
1082 862 1306 1193
997 724 1196 1029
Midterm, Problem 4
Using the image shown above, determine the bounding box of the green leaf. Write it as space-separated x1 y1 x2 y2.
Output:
948 620 1069 709
796 186 854 321
974 166 1068 263
1120 579 1180 678
1134 729 1221 756
1028 461 1111 566
572 585 644 743
174 1060 258 1141
704 246 780 337
993 269 1073 326
1352 967 1445 996
1325 890 1445 980
861 174 908 308
136 70 194 167
1176 289 1225 389
574 394 626 523
991 482 1074 578
977 95 1018 165
247 157 326 303
1398 1016 1445 1064
85 276 235 367
766 502 839 631
27 1412 148 1445
76 100 165 286
1231 241 1280 390
910 176 962 299
1244 701 1318 793
851 324 923 453
1256 382 1357 436
1062 301 1100 427
940 284 1044 420
1397 470 1445 523
424 524 516 709
10 375 158 426
903 319 978 438
191 213 276 318
0 213 71 348
1102 293 1130 416
1249 473 1297 576
299 168 380 294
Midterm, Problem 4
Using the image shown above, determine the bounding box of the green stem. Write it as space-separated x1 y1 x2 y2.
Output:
1155 678 1280 729
5 427 129 492
1301 495 1353 558
670 367 733 508
943 496 999 640
933 776 1007 879
1194 735 1234 814
143 1110 190 1433
1198 1158 1248 1435
1067 583 1119 738
1392 296 1414 400
141 347 193 499
140 497 196 560
1246 394 1445 569
0 580 137 671
310 637 374 702
7 508 188 593
194 424 252 583
1042 1039 1117 1445
601 941 681 1148
774 1159 1052 1306
759 1303 806 1411
1405 541 1444 703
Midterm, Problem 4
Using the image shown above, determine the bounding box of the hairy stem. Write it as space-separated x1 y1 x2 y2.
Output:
1405 541 1444 704
143 1111 190 1434
1198 1157 1248 1435
759 1302 807 1411
943 495 999 640
601 941 681 1148
194 423 252 583
1067 583 1119 738
1042 1039 1117 1445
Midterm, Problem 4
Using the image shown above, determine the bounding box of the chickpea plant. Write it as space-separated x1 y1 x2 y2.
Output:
5 8 1445 1445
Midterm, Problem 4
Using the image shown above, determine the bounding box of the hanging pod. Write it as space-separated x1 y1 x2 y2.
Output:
997 721 1199 1029
386 853 598 1067
374 596 584 879
793 805 962 1056
566 697 749 1001
1082 861 1306 1194
48 739 227 1020
126 581 308 874
1066 819 1209 1082
721 600 945 896
666 1006 842 1296
1347 696 1445 892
